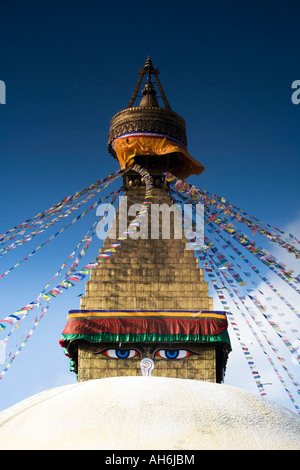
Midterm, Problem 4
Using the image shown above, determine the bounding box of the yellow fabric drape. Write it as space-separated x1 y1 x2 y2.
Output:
112 135 205 179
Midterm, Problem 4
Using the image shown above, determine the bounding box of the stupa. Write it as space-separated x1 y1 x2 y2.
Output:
60 57 231 383
1 58 300 451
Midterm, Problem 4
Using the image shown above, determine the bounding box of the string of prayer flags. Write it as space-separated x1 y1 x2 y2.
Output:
199 253 268 398
205 225 300 320
0 170 123 258
0 180 123 280
0 169 124 248
206 228 300 366
165 171 300 258
199 245 300 414
0 164 153 380
0 188 122 339
170 178 300 414
168 176 299 292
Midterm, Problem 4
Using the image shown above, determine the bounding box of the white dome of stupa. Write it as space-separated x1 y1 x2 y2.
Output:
0 376 299 450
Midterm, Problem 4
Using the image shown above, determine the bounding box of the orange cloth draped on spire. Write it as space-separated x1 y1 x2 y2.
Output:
112 134 205 179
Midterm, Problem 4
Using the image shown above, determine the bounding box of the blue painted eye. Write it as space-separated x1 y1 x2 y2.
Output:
154 349 194 359
165 350 179 359
116 349 131 358
100 349 139 359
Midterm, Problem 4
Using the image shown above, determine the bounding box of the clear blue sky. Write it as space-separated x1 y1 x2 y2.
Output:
0 1 299 411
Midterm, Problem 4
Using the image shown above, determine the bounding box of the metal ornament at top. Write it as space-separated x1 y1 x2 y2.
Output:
108 57 188 158
127 56 171 109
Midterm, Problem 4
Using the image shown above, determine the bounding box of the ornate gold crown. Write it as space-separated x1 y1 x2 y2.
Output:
108 57 187 159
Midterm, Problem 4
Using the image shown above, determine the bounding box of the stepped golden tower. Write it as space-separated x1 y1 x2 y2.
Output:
60 58 231 383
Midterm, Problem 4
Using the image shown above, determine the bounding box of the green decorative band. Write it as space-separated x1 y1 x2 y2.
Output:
60 330 231 347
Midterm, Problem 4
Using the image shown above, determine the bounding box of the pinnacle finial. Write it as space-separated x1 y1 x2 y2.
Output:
144 56 154 73
127 57 170 110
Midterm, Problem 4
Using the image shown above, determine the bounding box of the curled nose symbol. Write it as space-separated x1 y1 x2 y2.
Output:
140 357 154 376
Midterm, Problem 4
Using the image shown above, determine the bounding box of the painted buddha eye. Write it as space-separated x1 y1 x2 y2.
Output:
154 349 194 359
101 349 139 359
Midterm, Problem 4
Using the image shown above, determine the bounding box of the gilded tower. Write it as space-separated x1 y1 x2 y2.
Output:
60 58 231 382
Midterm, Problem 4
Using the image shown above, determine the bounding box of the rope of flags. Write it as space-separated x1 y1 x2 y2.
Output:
0 169 123 264
0 174 121 258
201 255 269 398
204 234 300 413
206 225 300 319
169 175 300 415
0 188 122 374
0 164 153 380
0 165 299 415
165 172 300 253
0 188 121 335
166 173 299 286
205 251 300 414
0 169 124 247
